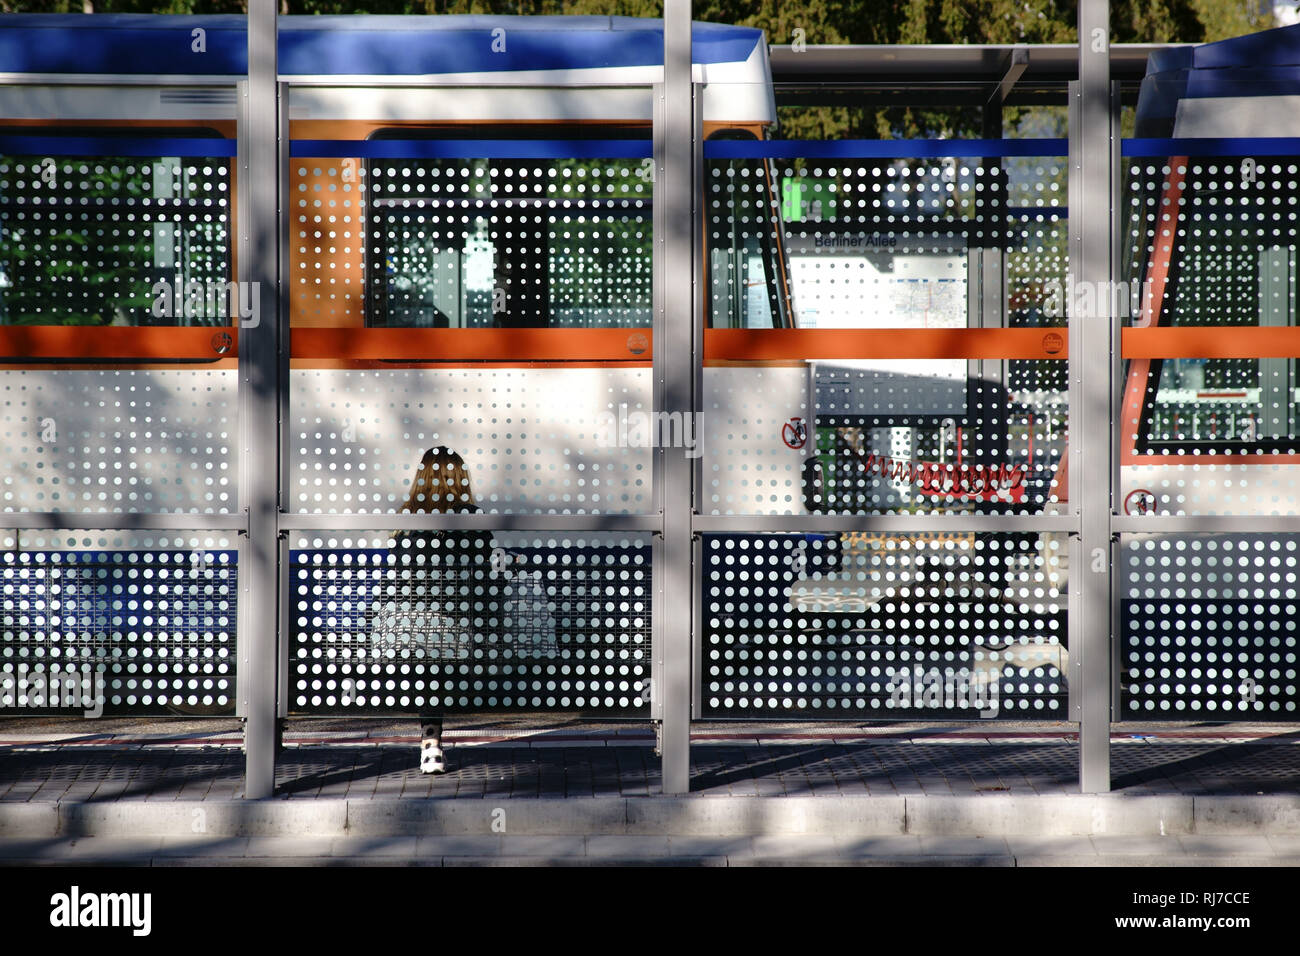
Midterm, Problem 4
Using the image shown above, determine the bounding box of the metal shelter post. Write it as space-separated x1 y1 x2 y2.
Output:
1072 0 1113 792
240 0 281 799
655 0 696 794
979 50 1025 385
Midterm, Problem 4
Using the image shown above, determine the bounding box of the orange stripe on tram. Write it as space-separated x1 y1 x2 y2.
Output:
703 327 1068 361
0 326 238 362
289 327 654 362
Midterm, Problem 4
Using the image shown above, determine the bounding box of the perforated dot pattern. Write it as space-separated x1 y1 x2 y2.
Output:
706 154 1069 515
0 156 230 326
290 158 650 328
0 370 237 513
1121 157 1300 514
290 369 651 514
702 531 1067 717
291 531 651 714
0 531 237 715
1121 533 1299 717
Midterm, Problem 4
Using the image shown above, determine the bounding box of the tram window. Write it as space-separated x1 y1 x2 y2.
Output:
706 130 791 329
0 129 231 327
1135 156 1298 452
365 127 651 329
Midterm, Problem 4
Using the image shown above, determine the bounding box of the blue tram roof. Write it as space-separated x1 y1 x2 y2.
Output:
1137 22 1300 136
0 14 764 77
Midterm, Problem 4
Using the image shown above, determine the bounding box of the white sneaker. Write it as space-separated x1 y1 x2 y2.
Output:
420 741 447 774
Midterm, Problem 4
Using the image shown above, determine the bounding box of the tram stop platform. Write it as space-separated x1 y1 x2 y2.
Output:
1 718 1297 866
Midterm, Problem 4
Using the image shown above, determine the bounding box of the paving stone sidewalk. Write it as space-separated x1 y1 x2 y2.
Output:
2 740 1297 802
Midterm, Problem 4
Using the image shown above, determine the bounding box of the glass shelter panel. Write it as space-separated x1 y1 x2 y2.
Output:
703 145 1070 518
0 142 238 514
289 146 655 516
0 530 238 717
1120 533 1299 718
290 531 651 715
701 530 1067 718
1120 149 1300 515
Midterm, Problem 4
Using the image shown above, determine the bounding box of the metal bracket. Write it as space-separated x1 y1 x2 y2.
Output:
988 48 1029 106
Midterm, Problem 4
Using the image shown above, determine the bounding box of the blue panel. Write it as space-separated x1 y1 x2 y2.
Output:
0 13 761 78
0 14 248 75
1144 45 1195 76
279 16 761 76
1137 24 1300 138
1142 22 1300 78
704 138 1068 159
1122 136 1300 157
1184 65 1300 99
291 138 651 159
1134 71 1189 138
0 135 235 157
1189 21 1300 70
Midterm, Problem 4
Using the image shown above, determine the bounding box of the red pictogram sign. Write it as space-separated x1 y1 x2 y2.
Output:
782 417 808 450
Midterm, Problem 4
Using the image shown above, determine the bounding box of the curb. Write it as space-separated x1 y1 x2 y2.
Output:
3 794 1298 839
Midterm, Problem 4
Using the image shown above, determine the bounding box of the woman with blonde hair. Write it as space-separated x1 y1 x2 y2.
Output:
391 446 493 774
399 445 479 517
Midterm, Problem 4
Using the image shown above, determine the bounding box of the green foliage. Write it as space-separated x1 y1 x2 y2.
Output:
0 0 1281 44
0 157 155 324
0 156 229 326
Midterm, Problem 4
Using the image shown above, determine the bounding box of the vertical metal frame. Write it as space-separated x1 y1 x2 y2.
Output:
233 533 250 720
979 101 1007 387
1071 0 1113 792
240 0 281 799
690 532 704 717
654 0 696 794
1067 82 1083 720
276 78 293 728
966 250 983 388
1109 81 1126 717
689 85 705 721
235 78 252 722
650 84 666 744
277 534 291 726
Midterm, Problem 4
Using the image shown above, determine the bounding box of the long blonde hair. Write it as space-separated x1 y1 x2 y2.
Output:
400 446 476 514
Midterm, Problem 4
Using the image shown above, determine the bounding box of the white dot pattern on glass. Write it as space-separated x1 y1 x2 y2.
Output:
706 156 1069 516
0 159 230 325
701 367 813 515
0 531 236 714
6 135 1296 726
290 369 651 514
1121 159 1300 515
1121 534 1299 716
702 532 1067 717
0 371 237 513
289 532 651 713
0 152 235 515
291 159 651 328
